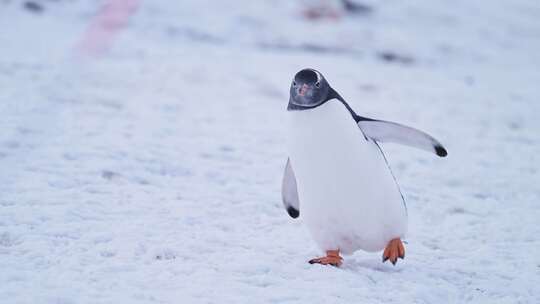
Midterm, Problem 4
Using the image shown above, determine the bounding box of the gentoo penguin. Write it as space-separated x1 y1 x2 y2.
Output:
282 68 447 266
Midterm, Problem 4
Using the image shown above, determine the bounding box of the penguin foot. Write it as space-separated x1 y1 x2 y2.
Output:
309 250 343 267
382 238 405 265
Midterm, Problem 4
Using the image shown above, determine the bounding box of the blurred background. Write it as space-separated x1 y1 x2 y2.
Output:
1 1 539 303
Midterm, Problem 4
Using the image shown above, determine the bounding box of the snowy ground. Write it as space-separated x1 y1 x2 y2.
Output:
1 1 540 303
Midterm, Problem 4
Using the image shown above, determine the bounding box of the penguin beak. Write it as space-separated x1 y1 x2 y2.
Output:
298 84 309 96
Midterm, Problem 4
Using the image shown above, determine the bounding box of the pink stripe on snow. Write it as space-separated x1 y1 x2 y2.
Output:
76 0 140 57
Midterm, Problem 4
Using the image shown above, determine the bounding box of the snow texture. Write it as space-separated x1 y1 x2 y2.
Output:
1 0 539 303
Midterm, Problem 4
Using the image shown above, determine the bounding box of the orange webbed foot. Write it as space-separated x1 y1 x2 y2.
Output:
382 238 405 265
309 250 343 267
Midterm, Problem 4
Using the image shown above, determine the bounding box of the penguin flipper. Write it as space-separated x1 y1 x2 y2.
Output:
282 158 300 218
357 119 447 157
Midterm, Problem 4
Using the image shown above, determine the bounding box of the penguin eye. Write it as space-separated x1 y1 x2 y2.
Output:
315 81 321 88
293 81 297 87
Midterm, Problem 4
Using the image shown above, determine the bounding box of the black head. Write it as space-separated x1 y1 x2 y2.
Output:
288 68 332 110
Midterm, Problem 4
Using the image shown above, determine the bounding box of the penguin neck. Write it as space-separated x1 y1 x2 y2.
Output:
288 87 361 123
287 87 339 111
329 88 362 123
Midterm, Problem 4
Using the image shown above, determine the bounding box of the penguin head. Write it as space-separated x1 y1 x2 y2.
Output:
289 68 330 109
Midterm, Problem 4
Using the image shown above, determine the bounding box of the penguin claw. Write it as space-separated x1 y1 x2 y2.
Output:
308 257 342 267
309 250 343 267
382 238 405 266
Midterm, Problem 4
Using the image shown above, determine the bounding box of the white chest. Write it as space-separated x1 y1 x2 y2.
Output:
287 100 407 253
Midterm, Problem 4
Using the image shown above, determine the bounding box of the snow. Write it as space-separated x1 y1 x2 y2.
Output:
1 0 539 303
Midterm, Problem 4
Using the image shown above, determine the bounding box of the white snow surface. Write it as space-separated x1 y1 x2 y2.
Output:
1 1 539 303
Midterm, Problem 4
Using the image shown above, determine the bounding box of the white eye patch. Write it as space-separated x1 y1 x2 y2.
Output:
310 69 322 83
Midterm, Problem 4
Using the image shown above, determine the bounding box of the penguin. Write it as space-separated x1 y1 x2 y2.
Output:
282 68 447 266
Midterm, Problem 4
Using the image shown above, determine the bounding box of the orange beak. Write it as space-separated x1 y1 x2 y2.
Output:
298 84 309 96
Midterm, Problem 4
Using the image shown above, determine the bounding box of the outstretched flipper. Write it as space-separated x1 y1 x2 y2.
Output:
357 118 447 157
281 158 300 218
